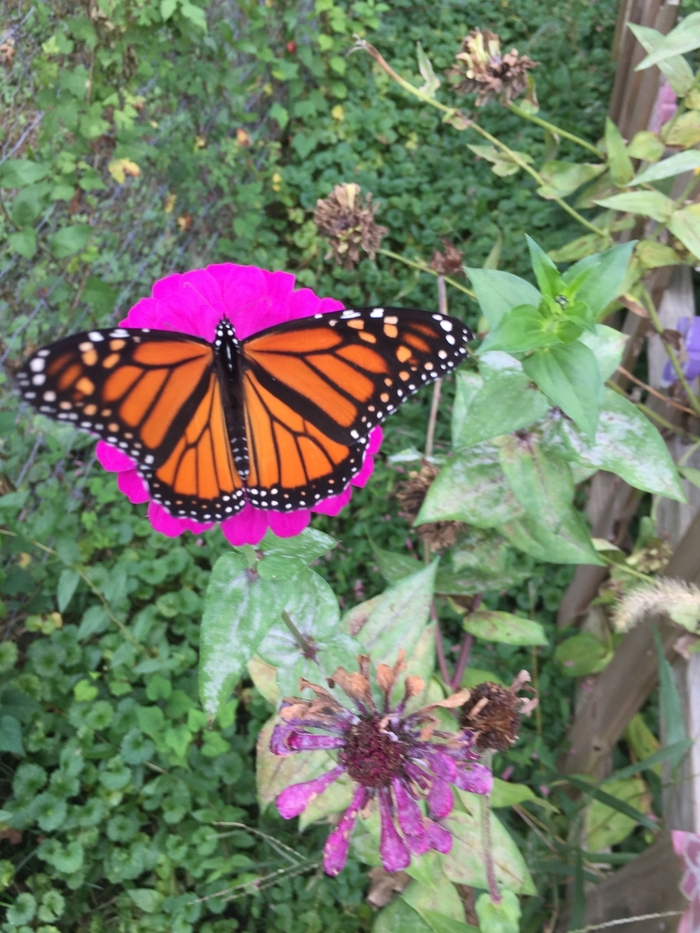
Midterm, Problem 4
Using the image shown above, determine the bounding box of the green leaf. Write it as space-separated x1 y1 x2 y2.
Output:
560 388 685 501
161 0 178 19
668 205 700 260
57 568 80 613
0 159 49 187
466 268 542 328
536 160 605 199
565 774 657 833
373 545 424 584
594 190 675 223
629 23 694 95
351 562 437 666
564 241 635 319
635 12 700 69
199 554 290 718
468 144 533 177
522 342 603 439
8 228 37 259
444 795 535 894
0 715 24 756
502 508 603 565
463 609 547 646
585 776 650 850
602 738 692 782
475 890 521 933
605 117 634 186
554 632 613 676
49 224 91 258
269 101 289 129
452 370 550 448
180 0 207 30
256 715 334 807
578 325 627 381
374 898 435 933
436 529 533 596
258 528 336 563
663 110 700 146
479 304 578 354
627 130 666 162
128 889 164 913
526 236 560 298
417 444 524 528
636 239 681 270
82 276 117 315
653 626 686 749
491 778 554 809
416 42 441 97
631 151 700 185
548 233 612 263
498 432 575 530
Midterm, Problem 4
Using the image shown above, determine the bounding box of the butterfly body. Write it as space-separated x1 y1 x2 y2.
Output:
18 307 472 521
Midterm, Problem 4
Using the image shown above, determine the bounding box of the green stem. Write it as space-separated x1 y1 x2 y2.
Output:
281 610 317 661
508 103 601 156
358 40 602 236
377 247 476 298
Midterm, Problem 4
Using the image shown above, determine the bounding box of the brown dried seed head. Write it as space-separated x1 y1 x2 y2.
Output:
447 28 537 107
396 461 467 549
430 239 464 276
461 681 521 751
314 182 388 269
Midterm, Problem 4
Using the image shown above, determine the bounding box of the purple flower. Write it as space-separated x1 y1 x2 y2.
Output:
95 264 383 546
662 316 700 386
271 653 493 876
672 830 700 933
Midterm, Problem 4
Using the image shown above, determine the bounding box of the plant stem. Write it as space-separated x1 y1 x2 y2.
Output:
452 633 472 690
616 364 697 416
280 610 317 661
358 40 602 236
377 247 476 298
508 103 601 156
606 380 700 442
480 750 501 905
425 276 447 459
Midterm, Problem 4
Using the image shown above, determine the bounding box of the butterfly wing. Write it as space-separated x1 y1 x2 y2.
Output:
240 307 471 510
17 327 245 522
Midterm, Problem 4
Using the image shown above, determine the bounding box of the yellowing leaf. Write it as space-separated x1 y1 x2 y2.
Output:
164 193 177 214
108 159 141 184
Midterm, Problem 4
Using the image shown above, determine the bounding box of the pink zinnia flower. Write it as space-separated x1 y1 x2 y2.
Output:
271 652 493 876
96 264 383 546
673 830 700 933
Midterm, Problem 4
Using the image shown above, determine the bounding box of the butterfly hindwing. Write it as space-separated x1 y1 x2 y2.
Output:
239 307 471 509
17 327 246 521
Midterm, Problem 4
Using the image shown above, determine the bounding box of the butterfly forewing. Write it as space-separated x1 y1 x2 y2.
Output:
17 327 246 521
239 307 471 510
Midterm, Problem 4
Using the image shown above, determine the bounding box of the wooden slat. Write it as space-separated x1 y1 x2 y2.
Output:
560 509 700 776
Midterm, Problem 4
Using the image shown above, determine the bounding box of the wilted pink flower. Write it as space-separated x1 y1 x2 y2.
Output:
271 653 493 876
673 830 700 933
96 264 383 546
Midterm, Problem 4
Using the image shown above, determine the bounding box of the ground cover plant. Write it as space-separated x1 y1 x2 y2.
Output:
3 0 700 930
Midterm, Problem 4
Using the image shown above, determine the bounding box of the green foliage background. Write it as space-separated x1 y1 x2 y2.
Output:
0 0 647 930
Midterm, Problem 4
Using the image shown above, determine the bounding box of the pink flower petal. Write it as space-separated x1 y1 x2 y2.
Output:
367 426 383 455
324 785 369 876
350 454 375 490
117 469 149 504
312 488 352 517
147 502 213 537
454 763 494 796
220 505 269 546
267 509 311 538
427 778 454 819
378 787 410 873
424 818 453 854
276 765 344 819
96 440 135 473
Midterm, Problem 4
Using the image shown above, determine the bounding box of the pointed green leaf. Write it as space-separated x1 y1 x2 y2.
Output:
522 342 603 439
417 42 441 97
560 388 686 500
653 626 686 749
585 776 651 850
578 325 627 380
352 562 437 666
502 509 603 565
498 433 575 530
526 235 561 297
417 445 524 528
463 609 547 646
629 23 694 95
0 715 24 756
479 304 577 354
594 190 675 223
631 150 700 185
536 160 606 199
663 110 700 146
466 268 542 327
436 529 533 596
57 569 80 613
452 370 551 448
627 130 666 162
635 12 700 69
373 545 424 584
554 631 613 676
668 205 700 260
475 890 521 933
564 241 635 319
605 118 634 186
199 554 291 717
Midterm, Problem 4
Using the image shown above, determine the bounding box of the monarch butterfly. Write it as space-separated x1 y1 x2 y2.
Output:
17 307 472 521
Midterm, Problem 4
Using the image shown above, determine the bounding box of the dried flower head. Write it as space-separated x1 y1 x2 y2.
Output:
430 239 464 277
271 653 492 876
461 671 537 751
314 183 388 269
448 29 537 107
396 461 466 550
